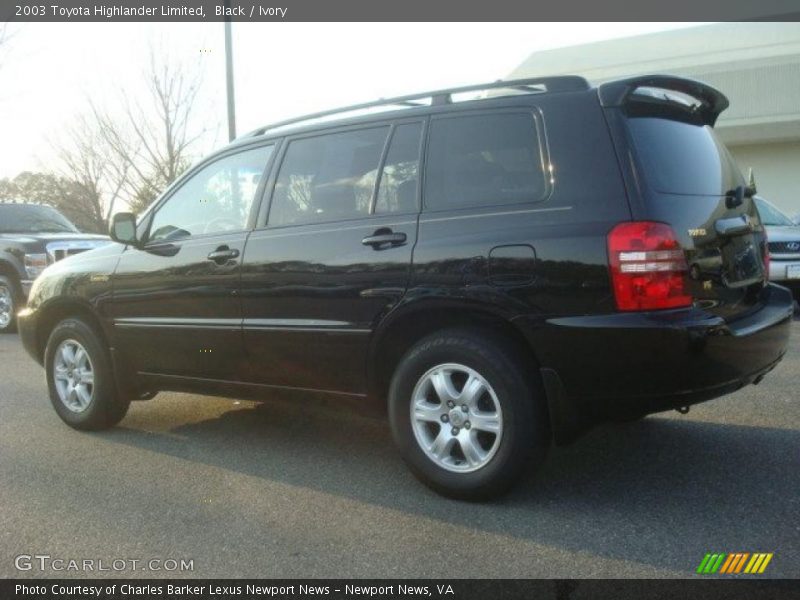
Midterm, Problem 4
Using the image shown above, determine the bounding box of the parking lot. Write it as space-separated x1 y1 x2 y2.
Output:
1 323 798 579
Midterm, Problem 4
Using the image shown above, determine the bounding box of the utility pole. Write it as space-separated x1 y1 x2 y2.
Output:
224 0 237 141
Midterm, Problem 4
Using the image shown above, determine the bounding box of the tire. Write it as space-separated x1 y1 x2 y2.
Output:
44 317 130 430
0 275 19 333
388 328 549 501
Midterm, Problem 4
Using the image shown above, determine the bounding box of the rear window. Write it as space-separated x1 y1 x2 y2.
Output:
627 117 744 196
424 113 548 211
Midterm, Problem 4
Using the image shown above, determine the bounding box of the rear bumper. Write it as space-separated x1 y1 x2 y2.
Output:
519 283 794 442
769 258 800 282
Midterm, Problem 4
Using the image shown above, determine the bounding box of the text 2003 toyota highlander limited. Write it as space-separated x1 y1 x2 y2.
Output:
19 75 793 499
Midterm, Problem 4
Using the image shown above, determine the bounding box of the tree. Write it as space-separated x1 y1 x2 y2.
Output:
51 114 127 233
0 171 107 233
90 45 210 214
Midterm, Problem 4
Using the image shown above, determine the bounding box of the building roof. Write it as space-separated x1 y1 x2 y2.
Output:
509 23 800 145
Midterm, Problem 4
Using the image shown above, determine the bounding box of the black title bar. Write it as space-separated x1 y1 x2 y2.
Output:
3 0 800 22
3 579 800 600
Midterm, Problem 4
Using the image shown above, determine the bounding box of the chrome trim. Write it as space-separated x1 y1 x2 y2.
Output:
46 240 108 264
115 317 241 329
243 318 369 333
420 205 572 224
138 371 367 398
115 317 370 334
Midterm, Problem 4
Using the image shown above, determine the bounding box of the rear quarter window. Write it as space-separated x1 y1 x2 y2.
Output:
627 117 744 196
424 112 549 211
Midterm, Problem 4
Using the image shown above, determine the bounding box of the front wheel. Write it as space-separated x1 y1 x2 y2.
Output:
0 275 19 333
388 329 549 500
45 318 130 430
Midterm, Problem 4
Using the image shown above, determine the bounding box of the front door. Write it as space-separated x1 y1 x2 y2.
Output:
240 121 424 394
110 143 275 381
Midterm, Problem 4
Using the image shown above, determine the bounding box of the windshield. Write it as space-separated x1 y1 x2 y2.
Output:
627 116 745 196
0 204 79 234
755 197 794 226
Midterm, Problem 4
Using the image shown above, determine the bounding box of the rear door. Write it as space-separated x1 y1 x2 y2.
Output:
239 120 423 394
605 79 768 320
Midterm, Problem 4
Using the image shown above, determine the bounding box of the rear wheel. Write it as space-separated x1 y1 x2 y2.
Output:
0 275 19 333
45 318 130 430
388 329 549 500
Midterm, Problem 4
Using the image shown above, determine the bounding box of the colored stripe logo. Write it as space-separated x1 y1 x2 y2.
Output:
696 553 773 574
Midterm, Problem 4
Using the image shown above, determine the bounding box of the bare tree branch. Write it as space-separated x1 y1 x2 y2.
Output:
87 42 208 214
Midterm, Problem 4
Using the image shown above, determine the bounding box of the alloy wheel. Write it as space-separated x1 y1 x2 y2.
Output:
410 363 503 473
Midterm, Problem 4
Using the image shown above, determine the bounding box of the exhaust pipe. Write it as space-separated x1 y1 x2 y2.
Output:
676 406 690 415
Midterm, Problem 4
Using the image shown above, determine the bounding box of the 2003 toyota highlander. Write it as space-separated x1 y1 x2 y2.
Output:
19 75 793 499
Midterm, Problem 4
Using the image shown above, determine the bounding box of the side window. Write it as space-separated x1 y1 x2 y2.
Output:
269 127 389 226
424 113 547 211
148 145 273 242
375 122 422 214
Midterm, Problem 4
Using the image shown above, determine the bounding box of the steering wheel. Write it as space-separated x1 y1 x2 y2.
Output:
204 217 240 234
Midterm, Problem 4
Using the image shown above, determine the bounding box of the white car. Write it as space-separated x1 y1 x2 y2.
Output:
755 197 800 289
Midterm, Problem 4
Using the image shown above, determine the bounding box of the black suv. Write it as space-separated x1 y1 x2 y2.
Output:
0 203 108 333
19 76 793 499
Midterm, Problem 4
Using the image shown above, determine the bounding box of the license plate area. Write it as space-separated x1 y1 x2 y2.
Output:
786 265 800 279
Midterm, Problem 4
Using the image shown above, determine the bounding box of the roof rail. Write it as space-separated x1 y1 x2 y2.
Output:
246 76 590 137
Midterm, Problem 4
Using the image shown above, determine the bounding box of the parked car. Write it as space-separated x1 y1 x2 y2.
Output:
0 203 108 333
754 196 800 293
18 75 794 499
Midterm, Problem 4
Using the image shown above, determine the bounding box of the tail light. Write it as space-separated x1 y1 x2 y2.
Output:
608 221 692 311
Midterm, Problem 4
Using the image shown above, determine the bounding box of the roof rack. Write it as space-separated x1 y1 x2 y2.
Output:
246 76 589 137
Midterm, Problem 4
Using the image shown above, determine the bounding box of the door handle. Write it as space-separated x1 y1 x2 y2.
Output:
362 231 407 249
207 246 240 263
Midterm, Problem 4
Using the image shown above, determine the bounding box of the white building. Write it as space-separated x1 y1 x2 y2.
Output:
509 23 800 216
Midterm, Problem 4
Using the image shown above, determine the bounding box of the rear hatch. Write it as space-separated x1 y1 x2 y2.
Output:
602 76 768 320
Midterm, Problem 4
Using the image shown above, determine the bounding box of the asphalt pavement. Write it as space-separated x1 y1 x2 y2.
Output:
1 324 798 579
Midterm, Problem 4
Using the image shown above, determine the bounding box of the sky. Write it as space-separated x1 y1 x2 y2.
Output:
0 22 707 180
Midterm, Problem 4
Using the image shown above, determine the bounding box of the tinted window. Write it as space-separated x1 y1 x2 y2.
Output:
627 117 744 195
0 204 78 234
270 127 389 226
424 113 547 210
375 123 422 214
149 145 273 242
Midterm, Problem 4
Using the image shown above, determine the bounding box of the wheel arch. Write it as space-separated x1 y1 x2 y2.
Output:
367 299 541 407
0 257 23 291
34 298 111 364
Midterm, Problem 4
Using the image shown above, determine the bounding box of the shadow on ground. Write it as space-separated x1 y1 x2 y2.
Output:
99 392 800 575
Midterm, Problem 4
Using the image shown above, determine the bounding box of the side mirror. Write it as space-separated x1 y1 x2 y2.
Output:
109 212 139 246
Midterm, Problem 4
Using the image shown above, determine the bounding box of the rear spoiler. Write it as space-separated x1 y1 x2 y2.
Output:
597 75 729 126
